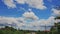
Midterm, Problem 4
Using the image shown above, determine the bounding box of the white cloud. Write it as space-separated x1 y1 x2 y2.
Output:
16 0 47 9
0 16 26 29
3 0 46 9
0 16 17 25
3 0 16 8
30 16 55 26
23 16 55 31
0 16 55 31
26 0 46 9
52 8 60 16
23 11 39 20
55 19 60 23
15 0 26 4
0 10 55 31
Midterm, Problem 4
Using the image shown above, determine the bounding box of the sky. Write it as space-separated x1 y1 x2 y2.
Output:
0 0 60 31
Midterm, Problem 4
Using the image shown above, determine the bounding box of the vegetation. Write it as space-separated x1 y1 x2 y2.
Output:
0 25 60 34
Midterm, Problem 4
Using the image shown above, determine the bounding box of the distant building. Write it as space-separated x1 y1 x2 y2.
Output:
27 32 36 34
31 32 36 34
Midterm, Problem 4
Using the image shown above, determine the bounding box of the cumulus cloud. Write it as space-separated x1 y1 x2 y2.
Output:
26 0 46 9
0 10 55 31
52 8 60 23
23 11 39 20
3 0 16 8
30 16 55 27
15 0 26 4
0 16 55 31
52 8 60 16
15 0 47 9
3 0 46 9
20 16 55 31
55 19 60 23
0 16 18 27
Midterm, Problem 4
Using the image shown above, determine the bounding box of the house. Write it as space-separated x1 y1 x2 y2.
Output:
26 32 36 34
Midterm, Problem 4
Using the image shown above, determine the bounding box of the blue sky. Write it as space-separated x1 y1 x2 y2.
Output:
0 0 60 31
0 0 54 18
0 0 60 19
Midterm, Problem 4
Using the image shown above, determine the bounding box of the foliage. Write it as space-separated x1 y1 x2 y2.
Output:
0 25 60 34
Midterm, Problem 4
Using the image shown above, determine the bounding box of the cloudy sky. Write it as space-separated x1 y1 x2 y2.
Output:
0 0 60 31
